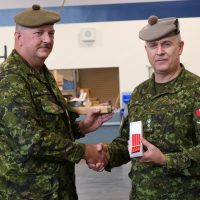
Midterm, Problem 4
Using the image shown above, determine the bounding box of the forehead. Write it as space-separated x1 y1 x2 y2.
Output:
147 35 177 44
27 24 55 32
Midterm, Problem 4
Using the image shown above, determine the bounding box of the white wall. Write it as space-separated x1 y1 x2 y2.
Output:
1 17 200 95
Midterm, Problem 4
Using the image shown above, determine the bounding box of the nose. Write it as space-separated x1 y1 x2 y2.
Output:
43 32 53 43
156 44 164 55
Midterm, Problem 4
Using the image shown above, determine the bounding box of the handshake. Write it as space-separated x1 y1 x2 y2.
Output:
83 143 109 172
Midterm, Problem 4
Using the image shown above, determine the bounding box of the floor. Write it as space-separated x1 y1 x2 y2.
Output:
76 161 131 200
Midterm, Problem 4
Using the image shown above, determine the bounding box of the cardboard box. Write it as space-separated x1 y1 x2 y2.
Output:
80 88 91 98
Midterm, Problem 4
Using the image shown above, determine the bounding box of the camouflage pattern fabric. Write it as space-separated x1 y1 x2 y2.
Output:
0 50 85 200
108 65 200 199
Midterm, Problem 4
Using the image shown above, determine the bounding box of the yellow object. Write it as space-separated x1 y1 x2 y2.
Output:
71 104 112 115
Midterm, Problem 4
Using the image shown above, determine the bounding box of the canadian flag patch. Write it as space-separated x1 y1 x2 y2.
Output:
195 109 200 117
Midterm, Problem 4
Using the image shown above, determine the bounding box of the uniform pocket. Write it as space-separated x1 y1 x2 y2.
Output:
40 98 64 114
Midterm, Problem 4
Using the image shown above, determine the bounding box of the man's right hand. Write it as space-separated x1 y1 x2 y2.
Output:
83 143 110 172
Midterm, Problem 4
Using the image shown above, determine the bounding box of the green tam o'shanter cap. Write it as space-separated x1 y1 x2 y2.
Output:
14 4 60 27
139 15 180 41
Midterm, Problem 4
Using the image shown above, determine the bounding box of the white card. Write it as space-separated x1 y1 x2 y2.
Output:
129 121 143 158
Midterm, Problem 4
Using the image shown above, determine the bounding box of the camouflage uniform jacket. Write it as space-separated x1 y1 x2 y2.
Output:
0 50 85 200
108 65 200 200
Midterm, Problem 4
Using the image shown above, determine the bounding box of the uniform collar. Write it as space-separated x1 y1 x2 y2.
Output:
149 64 186 98
12 49 49 82
12 49 68 109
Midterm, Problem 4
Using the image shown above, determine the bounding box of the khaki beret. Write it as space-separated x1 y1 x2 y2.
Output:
139 15 180 41
14 4 60 27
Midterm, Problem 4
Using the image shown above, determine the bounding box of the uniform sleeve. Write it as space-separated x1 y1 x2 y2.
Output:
0 73 85 164
164 86 200 176
106 117 131 170
69 114 85 139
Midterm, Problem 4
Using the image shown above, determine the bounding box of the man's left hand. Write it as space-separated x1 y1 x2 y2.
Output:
79 107 113 135
139 138 166 165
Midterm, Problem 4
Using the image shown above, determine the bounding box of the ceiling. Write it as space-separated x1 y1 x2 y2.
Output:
0 0 182 9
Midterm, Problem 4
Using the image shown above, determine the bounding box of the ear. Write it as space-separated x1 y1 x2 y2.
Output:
179 41 184 55
15 31 23 46
15 31 21 40
145 44 147 52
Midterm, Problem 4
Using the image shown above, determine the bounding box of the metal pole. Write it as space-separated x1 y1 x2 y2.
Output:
4 45 7 59
0 45 7 60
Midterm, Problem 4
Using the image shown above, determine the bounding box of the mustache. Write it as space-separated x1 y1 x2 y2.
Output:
39 43 52 49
